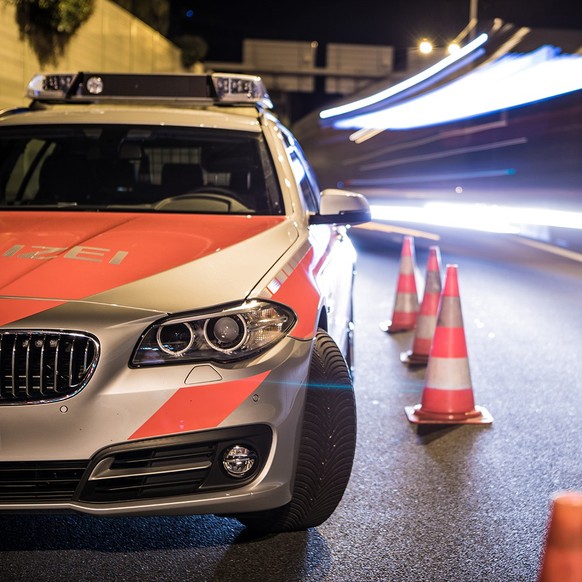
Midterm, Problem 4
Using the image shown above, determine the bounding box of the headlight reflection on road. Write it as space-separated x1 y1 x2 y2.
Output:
371 202 582 234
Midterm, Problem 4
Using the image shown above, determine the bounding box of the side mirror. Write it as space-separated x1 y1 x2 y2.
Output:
309 188 371 226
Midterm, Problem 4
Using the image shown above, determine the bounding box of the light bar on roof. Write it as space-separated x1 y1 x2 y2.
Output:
211 74 273 109
27 73 77 98
25 72 273 108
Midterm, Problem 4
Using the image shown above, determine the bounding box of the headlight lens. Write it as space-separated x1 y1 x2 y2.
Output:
157 322 195 355
204 315 247 352
131 300 296 366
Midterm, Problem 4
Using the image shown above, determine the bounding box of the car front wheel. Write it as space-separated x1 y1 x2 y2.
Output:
234 329 356 533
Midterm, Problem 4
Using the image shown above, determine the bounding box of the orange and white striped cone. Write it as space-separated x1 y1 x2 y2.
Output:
380 235 419 334
405 264 493 424
401 245 442 366
539 491 582 582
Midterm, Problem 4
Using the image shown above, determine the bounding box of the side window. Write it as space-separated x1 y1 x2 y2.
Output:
280 126 320 213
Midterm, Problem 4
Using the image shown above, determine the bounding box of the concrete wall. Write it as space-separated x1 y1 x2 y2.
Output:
0 0 181 109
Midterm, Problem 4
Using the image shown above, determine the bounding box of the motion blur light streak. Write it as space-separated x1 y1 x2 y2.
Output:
358 138 527 171
346 119 509 162
371 203 582 234
335 45 582 131
513 237 582 262
351 168 515 184
355 221 441 241
319 34 488 120
372 203 520 233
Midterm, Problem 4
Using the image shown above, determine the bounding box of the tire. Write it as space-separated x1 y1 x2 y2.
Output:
235 329 356 533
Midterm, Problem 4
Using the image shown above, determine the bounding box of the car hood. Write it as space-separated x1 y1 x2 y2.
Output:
0 211 298 323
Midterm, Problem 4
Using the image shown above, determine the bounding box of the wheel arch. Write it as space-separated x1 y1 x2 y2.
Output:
317 307 328 332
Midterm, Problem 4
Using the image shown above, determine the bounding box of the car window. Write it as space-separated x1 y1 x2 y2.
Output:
0 125 283 215
279 125 320 213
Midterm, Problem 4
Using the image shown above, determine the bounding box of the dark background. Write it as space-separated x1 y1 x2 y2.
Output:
169 0 582 62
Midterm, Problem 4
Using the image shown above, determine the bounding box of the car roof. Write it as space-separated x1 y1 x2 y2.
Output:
0 104 264 132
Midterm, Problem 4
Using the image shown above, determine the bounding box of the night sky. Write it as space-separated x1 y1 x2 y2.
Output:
170 0 582 62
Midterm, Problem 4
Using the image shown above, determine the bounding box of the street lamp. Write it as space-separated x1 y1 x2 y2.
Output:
419 39 433 54
469 0 478 40
446 0 478 50
418 0 478 56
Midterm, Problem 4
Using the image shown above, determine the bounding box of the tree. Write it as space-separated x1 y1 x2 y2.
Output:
111 1 208 69
6 0 95 67
111 0 169 36
173 35 208 69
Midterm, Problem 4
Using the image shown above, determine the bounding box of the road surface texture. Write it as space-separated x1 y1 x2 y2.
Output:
1 225 580 582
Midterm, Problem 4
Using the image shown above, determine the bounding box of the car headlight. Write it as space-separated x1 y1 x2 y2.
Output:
131 300 296 366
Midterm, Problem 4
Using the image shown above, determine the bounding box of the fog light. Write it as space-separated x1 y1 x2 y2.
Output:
222 445 257 478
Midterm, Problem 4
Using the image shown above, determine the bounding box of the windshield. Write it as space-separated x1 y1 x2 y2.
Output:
0 124 283 215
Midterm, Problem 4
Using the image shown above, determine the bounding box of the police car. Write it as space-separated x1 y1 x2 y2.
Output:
0 72 370 532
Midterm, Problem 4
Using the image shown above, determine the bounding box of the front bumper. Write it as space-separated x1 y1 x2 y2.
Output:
0 337 313 516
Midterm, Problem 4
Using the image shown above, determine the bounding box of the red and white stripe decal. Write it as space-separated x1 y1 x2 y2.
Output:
259 233 335 340
129 370 270 440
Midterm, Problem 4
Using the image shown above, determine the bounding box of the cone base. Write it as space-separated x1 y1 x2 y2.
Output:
405 404 493 425
380 320 415 334
400 350 429 366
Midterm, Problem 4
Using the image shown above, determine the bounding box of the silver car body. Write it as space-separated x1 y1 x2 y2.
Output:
0 74 366 518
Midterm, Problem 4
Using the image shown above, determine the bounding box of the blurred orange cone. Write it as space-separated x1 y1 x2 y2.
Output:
539 491 582 582
380 236 419 333
405 264 493 424
401 245 442 366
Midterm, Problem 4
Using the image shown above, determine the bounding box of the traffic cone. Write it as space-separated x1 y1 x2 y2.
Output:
380 236 419 333
539 491 582 582
405 264 493 424
401 245 442 366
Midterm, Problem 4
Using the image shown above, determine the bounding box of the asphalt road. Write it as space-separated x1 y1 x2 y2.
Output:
1 225 580 582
